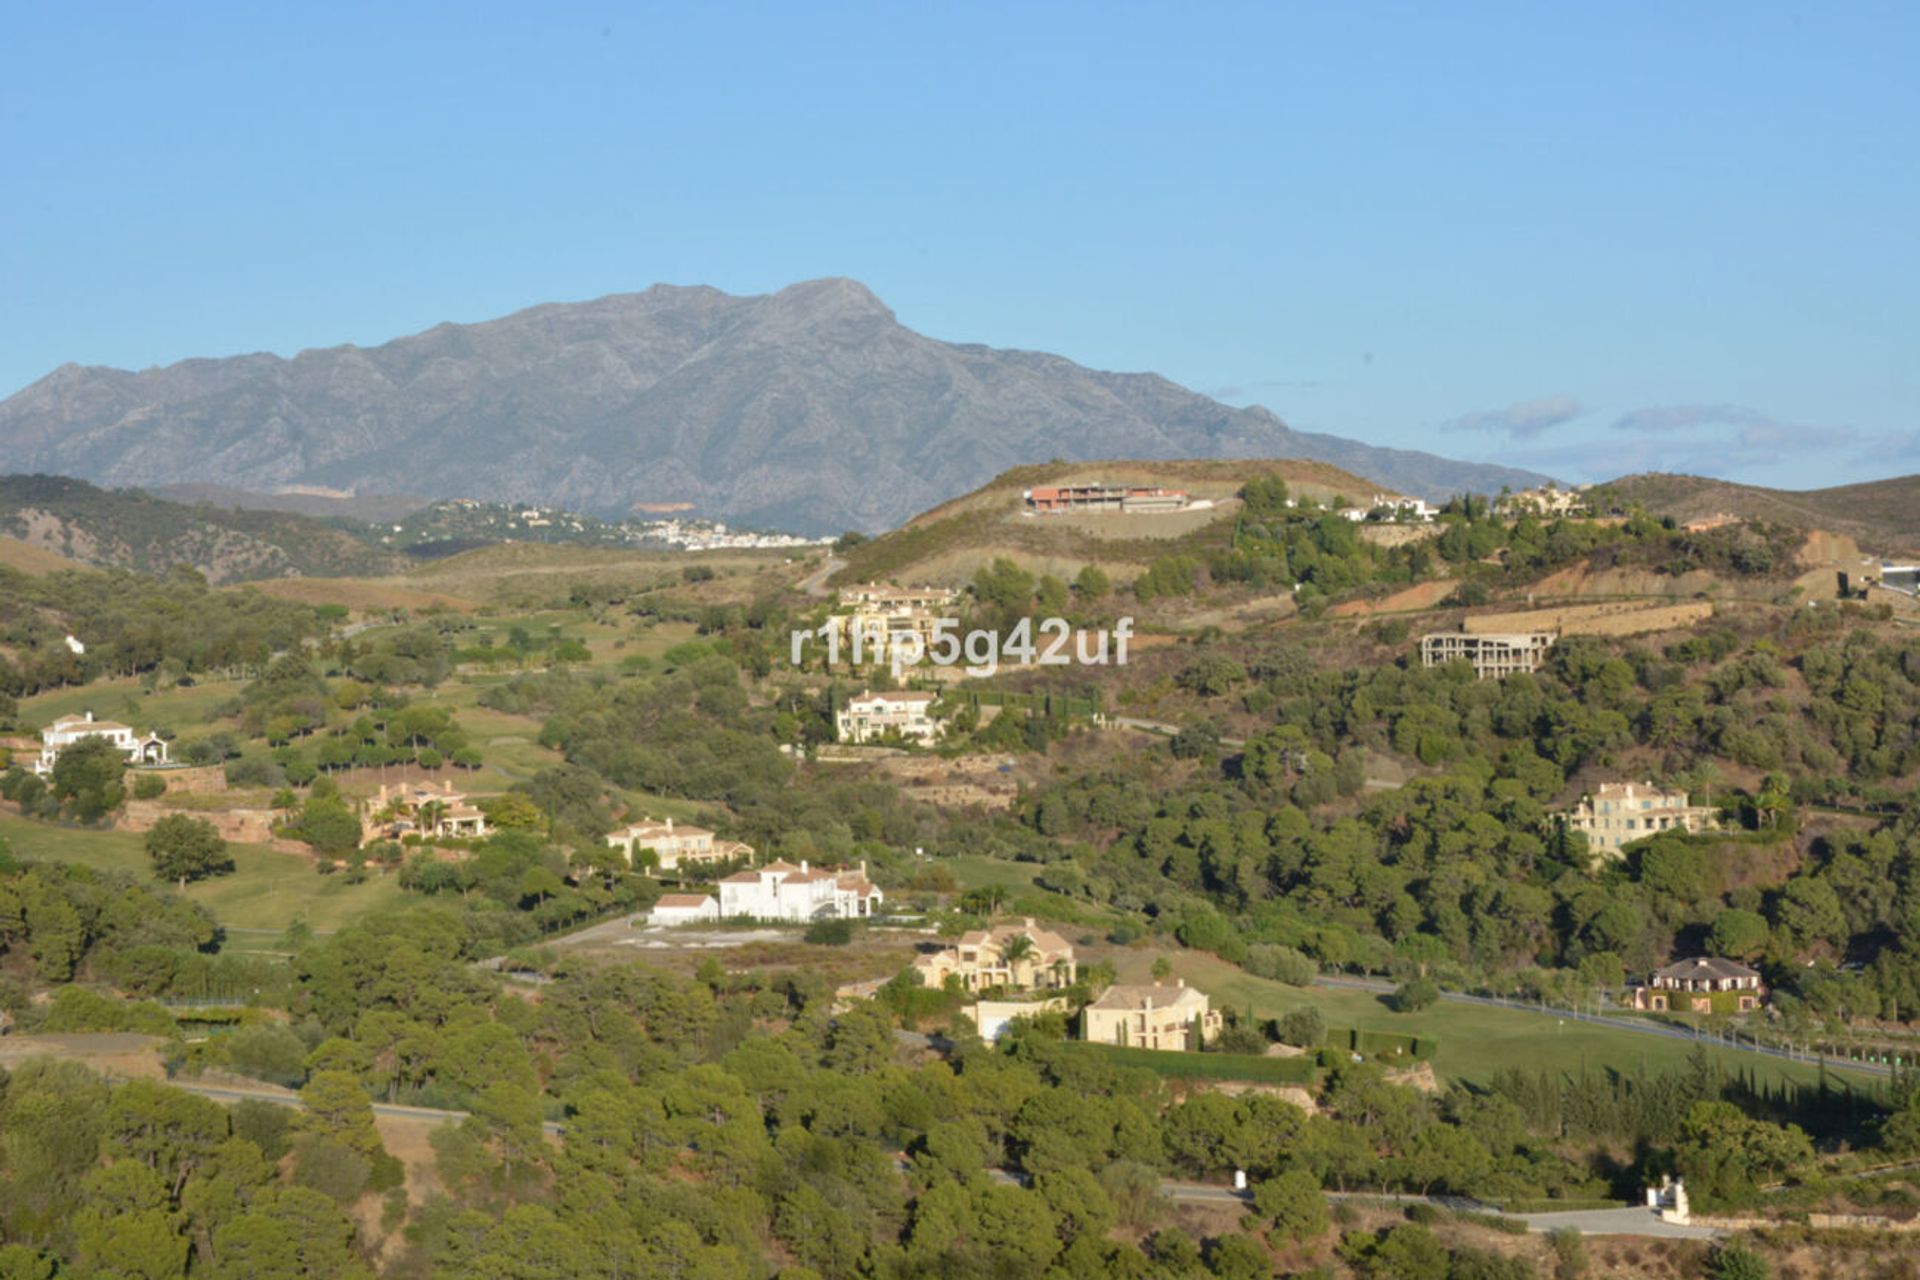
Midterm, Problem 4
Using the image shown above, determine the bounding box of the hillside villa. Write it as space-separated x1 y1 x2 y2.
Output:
836 690 940 744
1628 957 1766 1014
1081 980 1222 1052
364 780 490 841
1024 483 1189 515
30 711 169 776
606 817 753 873
1563 781 1720 858
913 918 1077 992
829 584 959 670
716 859 883 922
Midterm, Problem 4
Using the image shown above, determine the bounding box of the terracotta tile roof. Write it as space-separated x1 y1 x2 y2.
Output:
654 894 715 909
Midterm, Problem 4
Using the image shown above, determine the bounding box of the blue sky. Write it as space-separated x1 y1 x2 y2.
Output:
2 2 1915 489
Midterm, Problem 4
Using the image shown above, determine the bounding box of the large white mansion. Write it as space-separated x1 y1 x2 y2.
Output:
646 859 882 926
31 712 169 777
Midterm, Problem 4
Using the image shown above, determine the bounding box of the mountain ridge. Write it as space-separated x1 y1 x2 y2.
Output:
0 279 1552 534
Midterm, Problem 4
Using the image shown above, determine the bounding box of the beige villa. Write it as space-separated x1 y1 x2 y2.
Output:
365 779 489 841
606 817 753 873
1564 781 1719 858
1081 980 1222 1052
913 918 1077 992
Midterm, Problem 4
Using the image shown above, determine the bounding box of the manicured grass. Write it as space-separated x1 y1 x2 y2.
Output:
0 811 403 935
1158 951 1879 1092
940 855 1043 892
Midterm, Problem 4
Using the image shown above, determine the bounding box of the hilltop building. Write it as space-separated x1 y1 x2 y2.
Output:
1024 483 1189 515
836 690 940 743
1563 781 1719 857
31 711 169 776
913 919 1077 992
1080 980 1221 1051
1628 957 1766 1014
606 818 752 873
1419 630 1557 679
716 859 882 922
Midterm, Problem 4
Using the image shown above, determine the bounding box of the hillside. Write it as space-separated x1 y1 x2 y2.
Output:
0 279 1551 534
1598 472 1920 553
831 457 1382 587
0 474 398 584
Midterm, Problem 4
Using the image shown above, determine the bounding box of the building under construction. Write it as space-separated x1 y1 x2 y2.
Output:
1420 630 1557 679
1024 483 1189 514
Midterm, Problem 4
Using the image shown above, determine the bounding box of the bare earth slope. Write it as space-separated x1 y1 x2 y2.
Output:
0 278 1549 534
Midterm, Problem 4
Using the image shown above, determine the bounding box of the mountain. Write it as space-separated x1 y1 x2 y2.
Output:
0 278 1551 535
1596 472 1920 553
0 474 396 584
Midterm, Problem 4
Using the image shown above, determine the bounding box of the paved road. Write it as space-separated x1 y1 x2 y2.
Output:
1314 975 1891 1078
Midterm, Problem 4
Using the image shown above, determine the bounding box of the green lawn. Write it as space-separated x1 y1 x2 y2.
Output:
20 677 240 738
0 811 403 934
941 855 1043 892
1163 952 1879 1092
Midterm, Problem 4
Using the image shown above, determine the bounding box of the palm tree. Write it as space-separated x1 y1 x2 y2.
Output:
997 932 1037 986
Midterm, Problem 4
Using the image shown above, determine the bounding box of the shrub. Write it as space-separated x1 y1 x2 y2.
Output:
1390 977 1440 1013
805 918 855 946
1277 1006 1327 1048
1245 943 1318 986
132 774 168 800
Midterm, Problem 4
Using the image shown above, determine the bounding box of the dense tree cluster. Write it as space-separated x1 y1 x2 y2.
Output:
0 565 324 698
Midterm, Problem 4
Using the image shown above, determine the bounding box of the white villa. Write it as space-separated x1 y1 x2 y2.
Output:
716 859 883 922
606 817 753 873
31 711 169 777
836 690 940 744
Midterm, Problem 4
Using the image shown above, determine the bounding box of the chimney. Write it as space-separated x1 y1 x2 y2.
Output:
666 817 673 832
85 711 94 722
1177 978 1185 988
801 860 809 874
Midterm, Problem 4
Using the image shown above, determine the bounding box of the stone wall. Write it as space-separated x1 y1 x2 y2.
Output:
116 799 308 855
